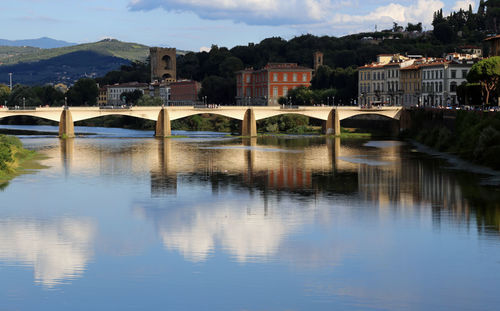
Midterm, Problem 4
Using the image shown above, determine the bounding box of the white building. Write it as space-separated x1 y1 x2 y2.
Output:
106 82 148 105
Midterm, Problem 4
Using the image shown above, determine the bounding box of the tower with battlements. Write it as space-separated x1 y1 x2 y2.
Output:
150 47 177 83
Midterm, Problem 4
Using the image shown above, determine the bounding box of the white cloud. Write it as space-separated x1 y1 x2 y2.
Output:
452 0 475 11
128 0 446 35
128 0 346 25
199 46 211 52
333 0 444 25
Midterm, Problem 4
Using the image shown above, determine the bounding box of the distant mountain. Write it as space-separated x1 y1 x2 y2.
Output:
0 39 150 66
0 37 76 49
0 50 131 86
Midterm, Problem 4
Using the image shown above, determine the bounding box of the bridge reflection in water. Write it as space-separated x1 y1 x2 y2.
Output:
52 136 500 236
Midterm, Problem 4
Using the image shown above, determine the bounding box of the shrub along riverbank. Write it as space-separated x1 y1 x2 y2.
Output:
0 135 36 184
403 110 500 170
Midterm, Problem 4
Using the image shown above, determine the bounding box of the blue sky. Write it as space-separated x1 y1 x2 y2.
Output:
0 0 478 51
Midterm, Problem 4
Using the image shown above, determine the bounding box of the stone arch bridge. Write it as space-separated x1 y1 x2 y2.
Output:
0 106 404 137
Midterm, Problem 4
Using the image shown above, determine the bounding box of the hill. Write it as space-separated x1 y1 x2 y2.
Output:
0 39 150 66
0 50 131 86
0 37 76 49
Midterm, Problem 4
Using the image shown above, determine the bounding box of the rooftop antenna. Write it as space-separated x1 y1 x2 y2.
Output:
8 73 12 90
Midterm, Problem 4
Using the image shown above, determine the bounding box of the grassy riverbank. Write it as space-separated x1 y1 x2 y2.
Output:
0 135 37 185
404 110 500 170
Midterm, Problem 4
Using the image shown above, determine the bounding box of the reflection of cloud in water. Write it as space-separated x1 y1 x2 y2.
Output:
0 219 95 288
135 200 315 263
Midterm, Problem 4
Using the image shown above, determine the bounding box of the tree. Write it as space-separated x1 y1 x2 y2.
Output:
8 85 41 107
0 84 10 106
311 65 332 90
66 78 98 106
392 22 403 32
33 85 64 106
120 90 143 105
199 75 235 105
136 94 162 106
406 22 423 32
467 57 500 106
433 23 455 43
218 56 244 78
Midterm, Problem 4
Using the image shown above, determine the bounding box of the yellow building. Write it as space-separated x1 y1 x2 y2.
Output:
400 65 422 107
98 87 108 106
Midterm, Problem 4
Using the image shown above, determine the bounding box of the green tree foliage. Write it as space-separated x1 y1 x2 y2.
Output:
199 75 236 105
32 85 64 106
66 78 98 106
0 135 24 173
136 94 162 106
467 56 500 105
486 0 500 33
120 89 143 105
433 23 455 44
0 84 10 105
7 85 41 107
406 23 422 32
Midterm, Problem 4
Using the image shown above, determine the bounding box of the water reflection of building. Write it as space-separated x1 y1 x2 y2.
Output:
38 136 500 234
267 166 312 190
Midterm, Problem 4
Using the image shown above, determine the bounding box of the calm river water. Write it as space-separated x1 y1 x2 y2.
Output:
1 125 500 310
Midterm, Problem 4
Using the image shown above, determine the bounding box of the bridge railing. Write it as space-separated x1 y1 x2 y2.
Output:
99 105 132 110
8 106 38 111
280 105 300 109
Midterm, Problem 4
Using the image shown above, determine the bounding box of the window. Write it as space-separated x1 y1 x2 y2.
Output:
293 73 297 82
440 70 443 79
450 82 457 92
302 74 307 82
283 73 288 82
451 70 456 79
273 87 278 96
462 70 468 79
246 75 250 83
283 86 288 95
273 73 278 82
439 82 443 92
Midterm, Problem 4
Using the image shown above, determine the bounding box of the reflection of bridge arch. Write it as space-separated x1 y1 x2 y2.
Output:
0 106 403 138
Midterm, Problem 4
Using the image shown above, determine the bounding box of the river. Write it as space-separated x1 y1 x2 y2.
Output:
1 125 500 310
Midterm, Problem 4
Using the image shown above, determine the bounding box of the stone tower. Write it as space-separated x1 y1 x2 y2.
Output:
313 51 324 71
150 47 177 83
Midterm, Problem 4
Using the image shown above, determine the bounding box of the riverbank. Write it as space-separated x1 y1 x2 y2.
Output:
402 109 500 170
0 135 39 185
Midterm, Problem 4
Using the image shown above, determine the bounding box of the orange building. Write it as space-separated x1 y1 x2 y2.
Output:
236 63 313 106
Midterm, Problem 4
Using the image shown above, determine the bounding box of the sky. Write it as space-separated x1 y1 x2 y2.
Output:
0 0 479 51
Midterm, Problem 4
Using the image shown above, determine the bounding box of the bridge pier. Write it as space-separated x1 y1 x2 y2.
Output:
59 109 75 138
241 109 257 137
323 109 340 135
155 108 171 137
